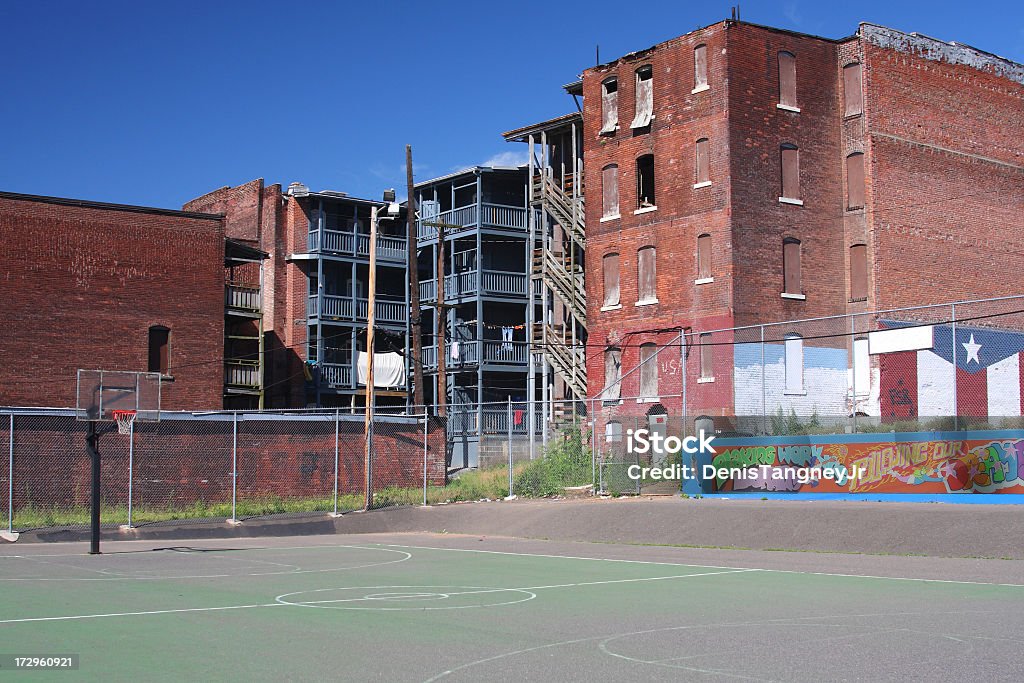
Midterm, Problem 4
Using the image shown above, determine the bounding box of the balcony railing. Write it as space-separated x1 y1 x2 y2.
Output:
319 362 352 388
306 229 405 263
420 270 527 302
417 203 527 240
447 407 542 436
224 360 261 389
226 283 261 312
308 295 405 324
420 340 526 369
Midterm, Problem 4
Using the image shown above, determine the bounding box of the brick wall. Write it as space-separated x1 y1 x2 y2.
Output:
862 38 1024 310
0 194 225 410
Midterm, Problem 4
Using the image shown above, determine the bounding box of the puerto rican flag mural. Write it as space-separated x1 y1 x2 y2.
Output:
878 321 1024 419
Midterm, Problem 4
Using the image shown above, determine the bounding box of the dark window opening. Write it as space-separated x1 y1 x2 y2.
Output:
148 326 170 375
636 154 656 208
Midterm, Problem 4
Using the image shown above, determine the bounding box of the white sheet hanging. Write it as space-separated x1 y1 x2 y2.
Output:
356 352 406 388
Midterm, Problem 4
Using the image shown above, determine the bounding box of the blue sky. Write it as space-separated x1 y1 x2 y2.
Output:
1 1 1021 209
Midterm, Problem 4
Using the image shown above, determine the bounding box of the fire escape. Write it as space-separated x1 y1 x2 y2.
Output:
506 112 587 422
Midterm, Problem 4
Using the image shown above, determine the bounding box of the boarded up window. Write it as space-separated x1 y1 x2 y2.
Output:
695 138 710 184
604 347 622 400
631 65 654 129
781 145 800 200
603 253 620 306
697 233 712 279
638 246 657 301
148 326 170 375
850 243 868 301
783 238 802 294
699 333 713 379
640 343 658 398
853 338 869 396
694 44 708 88
600 78 618 134
636 154 656 208
778 51 797 108
784 334 803 392
843 63 863 116
846 152 865 209
602 164 619 217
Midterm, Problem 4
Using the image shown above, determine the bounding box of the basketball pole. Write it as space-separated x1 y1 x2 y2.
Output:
85 421 101 554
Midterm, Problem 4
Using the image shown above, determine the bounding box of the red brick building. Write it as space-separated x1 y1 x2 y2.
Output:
582 21 1024 420
0 192 226 410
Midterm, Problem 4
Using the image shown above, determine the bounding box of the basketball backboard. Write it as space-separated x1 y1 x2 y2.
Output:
76 370 161 422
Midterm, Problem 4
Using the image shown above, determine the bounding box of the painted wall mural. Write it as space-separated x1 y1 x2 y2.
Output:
708 431 1024 494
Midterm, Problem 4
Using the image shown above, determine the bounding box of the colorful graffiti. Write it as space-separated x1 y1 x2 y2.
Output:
709 432 1024 494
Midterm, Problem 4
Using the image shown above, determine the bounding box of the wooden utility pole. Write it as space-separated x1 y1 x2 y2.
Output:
436 221 447 417
406 145 424 409
363 205 379 511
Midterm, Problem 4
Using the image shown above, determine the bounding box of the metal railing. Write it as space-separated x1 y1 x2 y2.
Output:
420 270 527 301
307 229 405 263
319 363 352 388
417 203 528 240
308 295 405 324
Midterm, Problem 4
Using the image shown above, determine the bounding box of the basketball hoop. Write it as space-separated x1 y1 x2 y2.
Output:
111 410 137 435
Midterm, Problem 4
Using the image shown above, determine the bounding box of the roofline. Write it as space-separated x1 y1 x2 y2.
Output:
587 18 851 73
289 190 388 208
414 166 525 190
503 112 583 142
0 190 224 221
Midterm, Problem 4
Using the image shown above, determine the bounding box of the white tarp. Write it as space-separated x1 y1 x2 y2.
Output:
356 352 405 388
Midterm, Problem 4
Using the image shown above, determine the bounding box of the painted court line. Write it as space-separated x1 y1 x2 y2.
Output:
378 543 1024 588
0 603 285 625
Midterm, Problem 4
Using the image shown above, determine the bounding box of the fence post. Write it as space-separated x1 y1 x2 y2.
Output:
422 411 429 507
7 413 13 536
760 325 767 435
230 412 239 524
126 418 135 528
333 409 340 517
590 400 596 491
951 302 958 431
851 314 858 434
507 397 513 498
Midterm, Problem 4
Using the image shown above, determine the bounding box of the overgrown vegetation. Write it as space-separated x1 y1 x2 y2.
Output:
512 425 593 497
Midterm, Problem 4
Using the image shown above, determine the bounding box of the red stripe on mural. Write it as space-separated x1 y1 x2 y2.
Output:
879 351 917 420
956 365 988 418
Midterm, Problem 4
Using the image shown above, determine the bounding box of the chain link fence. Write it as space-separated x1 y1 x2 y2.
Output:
1 409 444 530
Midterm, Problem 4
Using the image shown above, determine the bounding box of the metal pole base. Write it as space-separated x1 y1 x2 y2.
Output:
0 531 19 542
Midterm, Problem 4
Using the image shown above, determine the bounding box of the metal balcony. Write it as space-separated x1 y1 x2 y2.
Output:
419 270 527 302
306 229 406 263
417 203 528 240
307 294 406 325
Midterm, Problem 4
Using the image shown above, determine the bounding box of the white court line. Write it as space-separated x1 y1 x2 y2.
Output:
0 603 285 624
0 546 411 582
377 543 1024 588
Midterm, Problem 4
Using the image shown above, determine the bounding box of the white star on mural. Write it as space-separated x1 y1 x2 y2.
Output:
962 334 982 365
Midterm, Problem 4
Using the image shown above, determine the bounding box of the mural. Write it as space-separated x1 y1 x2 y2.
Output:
709 432 1024 494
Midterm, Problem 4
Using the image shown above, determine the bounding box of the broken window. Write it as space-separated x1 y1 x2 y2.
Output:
695 138 710 184
605 420 623 442
697 233 712 280
640 343 659 399
600 77 619 134
783 238 802 295
781 144 800 201
148 325 170 375
636 154 656 209
785 334 804 393
846 152 865 210
778 51 797 109
603 252 620 307
603 347 622 400
699 333 714 380
631 65 654 129
843 62 863 116
850 243 868 301
637 246 656 302
601 164 619 218
694 44 708 89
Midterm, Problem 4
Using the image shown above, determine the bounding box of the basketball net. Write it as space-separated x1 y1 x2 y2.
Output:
111 410 137 435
